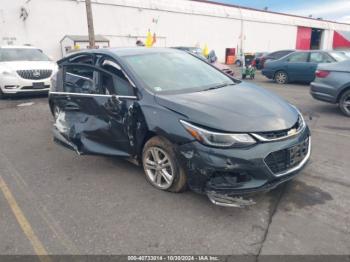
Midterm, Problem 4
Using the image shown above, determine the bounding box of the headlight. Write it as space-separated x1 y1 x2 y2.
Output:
297 113 305 131
290 105 305 131
180 120 256 148
0 69 16 76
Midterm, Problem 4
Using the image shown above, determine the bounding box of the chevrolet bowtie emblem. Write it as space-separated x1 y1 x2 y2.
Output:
287 128 297 136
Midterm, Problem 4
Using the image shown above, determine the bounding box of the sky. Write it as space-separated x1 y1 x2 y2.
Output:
211 0 350 23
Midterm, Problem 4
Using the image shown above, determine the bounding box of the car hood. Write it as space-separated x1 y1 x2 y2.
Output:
0 61 57 71
155 83 298 132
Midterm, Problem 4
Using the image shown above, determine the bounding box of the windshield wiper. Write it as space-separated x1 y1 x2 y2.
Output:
202 83 234 91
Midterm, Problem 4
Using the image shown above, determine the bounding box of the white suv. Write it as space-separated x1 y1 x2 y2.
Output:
0 46 58 98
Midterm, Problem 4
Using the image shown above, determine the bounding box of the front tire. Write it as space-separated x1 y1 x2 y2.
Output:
142 136 187 193
0 88 5 99
339 90 350 117
274 71 288 84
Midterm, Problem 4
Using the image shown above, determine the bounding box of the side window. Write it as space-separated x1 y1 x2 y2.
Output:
64 65 100 94
69 54 94 65
100 60 135 96
310 52 334 63
287 53 308 63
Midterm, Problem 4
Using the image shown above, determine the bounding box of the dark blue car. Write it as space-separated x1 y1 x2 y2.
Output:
49 48 311 207
262 50 348 84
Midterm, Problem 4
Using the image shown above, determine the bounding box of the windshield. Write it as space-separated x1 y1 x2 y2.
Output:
329 51 349 62
0 48 50 62
123 52 234 94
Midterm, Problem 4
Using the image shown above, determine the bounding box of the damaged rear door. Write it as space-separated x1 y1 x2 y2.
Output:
51 54 138 156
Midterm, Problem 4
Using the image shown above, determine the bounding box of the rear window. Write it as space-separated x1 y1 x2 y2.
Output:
0 48 50 62
329 51 349 62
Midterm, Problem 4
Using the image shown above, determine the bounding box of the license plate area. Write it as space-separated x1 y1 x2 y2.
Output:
32 82 45 89
286 138 309 168
264 137 310 175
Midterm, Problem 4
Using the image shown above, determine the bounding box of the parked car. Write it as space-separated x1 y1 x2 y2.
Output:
260 50 295 69
262 50 349 84
252 52 268 69
0 45 57 98
310 60 350 116
49 48 311 207
339 50 350 58
172 47 234 76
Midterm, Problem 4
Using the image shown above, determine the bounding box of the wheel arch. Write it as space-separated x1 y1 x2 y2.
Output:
336 85 350 103
274 69 288 79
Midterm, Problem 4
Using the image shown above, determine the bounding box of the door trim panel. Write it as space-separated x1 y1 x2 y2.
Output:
49 91 137 99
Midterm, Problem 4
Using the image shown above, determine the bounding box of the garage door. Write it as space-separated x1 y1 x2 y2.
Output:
296 27 311 50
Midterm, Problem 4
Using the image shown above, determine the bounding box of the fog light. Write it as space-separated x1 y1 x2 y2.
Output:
5 85 19 89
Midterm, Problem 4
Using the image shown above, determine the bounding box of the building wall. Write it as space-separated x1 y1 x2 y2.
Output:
1 0 350 62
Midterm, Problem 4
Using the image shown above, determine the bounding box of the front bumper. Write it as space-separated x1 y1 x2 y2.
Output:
176 127 311 196
261 69 274 79
0 75 51 95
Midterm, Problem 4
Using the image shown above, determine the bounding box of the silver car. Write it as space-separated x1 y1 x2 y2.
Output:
310 60 350 116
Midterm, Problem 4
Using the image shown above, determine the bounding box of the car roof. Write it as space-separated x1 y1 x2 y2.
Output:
294 50 342 53
60 47 184 63
173 47 200 49
0 45 38 49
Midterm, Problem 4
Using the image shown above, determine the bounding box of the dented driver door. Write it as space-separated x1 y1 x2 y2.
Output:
52 62 137 157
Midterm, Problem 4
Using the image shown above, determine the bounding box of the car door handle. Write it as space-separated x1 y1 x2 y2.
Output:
65 103 80 111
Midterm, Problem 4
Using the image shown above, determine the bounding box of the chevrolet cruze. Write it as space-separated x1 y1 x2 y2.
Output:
49 48 311 207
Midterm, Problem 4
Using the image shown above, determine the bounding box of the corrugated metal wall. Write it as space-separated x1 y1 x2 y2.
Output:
1 0 350 61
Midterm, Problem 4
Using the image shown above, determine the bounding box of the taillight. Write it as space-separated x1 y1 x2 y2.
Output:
315 70 330 78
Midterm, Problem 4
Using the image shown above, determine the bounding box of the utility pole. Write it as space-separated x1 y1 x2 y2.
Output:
85 0 95 48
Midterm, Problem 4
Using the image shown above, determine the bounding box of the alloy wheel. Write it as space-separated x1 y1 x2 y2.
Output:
143 147 175 190
341 93 350 115
275 71 287 84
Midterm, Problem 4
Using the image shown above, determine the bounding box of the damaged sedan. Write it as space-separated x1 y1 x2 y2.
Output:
49 48 311 207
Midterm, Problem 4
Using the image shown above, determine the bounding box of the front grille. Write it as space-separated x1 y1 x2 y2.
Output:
265 137 309 175
17 69 52 80
255 116 304 140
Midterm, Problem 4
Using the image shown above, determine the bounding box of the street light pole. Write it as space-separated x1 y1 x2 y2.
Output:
85 0 95 48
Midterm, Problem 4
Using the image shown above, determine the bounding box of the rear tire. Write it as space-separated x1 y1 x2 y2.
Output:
339 90 350 117
274 71 288 84
142 136 187 193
